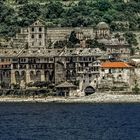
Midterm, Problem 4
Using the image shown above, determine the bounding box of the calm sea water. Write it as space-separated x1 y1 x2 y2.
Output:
0 103 140 140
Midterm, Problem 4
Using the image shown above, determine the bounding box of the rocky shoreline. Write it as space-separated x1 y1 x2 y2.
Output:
0 92 140 103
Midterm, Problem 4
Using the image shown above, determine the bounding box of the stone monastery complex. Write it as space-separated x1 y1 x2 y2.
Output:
0 20 140 96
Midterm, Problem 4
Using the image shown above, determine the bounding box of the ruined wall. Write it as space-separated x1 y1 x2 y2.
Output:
47 27 95 42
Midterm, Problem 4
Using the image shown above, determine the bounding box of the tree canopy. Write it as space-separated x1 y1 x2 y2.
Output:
123 32 138 46
0 0 140 37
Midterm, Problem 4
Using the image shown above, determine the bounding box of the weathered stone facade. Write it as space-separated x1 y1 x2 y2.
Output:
0 47 104 94
0 20 137 96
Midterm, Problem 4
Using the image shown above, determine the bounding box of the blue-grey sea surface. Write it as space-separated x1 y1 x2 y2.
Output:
0 103 140 140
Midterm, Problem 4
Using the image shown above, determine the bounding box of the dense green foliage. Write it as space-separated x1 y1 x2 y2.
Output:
0 0 140 37
86 39 106 51
132 80 140 94
69 31 80 44
123 32 138 46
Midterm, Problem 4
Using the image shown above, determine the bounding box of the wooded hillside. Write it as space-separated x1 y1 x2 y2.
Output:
0 0 139 37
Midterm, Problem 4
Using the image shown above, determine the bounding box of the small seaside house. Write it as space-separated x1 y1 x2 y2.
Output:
100 61 133 84
56 81 77 97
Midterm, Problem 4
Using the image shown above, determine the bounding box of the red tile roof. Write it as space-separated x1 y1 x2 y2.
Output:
101 62 132 68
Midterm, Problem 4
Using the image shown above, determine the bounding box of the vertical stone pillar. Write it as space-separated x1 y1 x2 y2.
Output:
45 71 49 82
11 70 16 85
0 71 2 89
41 70 45 82
26 64 30 84
26 70 30 84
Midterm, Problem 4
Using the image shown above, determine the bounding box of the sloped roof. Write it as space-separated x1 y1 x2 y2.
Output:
101 62 133 68
56 81 76 88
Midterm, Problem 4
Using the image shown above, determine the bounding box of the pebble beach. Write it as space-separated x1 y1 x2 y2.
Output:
0 92 140 103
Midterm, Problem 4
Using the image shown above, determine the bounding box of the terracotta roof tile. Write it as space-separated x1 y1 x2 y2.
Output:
101 62 132 68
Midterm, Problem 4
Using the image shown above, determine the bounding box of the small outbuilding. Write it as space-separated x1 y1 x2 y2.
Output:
56 81 77 97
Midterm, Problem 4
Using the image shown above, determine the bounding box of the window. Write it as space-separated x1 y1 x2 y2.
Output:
92 57 95 61
118 75 122 80
1 59 4 62
109 69 111 74
85 63 88 67
31 34 34 39
102 69 104 72
50 58 53 61
89 74 92 78
31 28 34 32
39 34 42 38
39 42 42 46
39 27 42 32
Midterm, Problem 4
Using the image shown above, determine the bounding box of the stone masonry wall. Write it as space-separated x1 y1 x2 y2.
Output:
47 27 95 42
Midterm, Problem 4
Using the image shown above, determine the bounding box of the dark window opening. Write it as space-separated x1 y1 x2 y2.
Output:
39 34 42 38
39 27 42 32
32 28 34 32
31 35 34 39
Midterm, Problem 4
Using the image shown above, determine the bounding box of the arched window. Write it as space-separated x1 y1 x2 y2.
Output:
21 71 26 81
36 71 41 81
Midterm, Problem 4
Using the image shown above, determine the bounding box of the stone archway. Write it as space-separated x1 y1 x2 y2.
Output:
84 86 96 96
21 71 26 82
30 71 35 82
45 71 50 82
0 71 11 88
20 71 26 88
49 70 54 82
36 70 41 82
15 71 20 84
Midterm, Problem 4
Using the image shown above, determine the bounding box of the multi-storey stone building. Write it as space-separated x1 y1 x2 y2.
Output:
11 20 94 48
11 20 130 57
0 20 133 95
95 22 130 60
0 47 103 94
